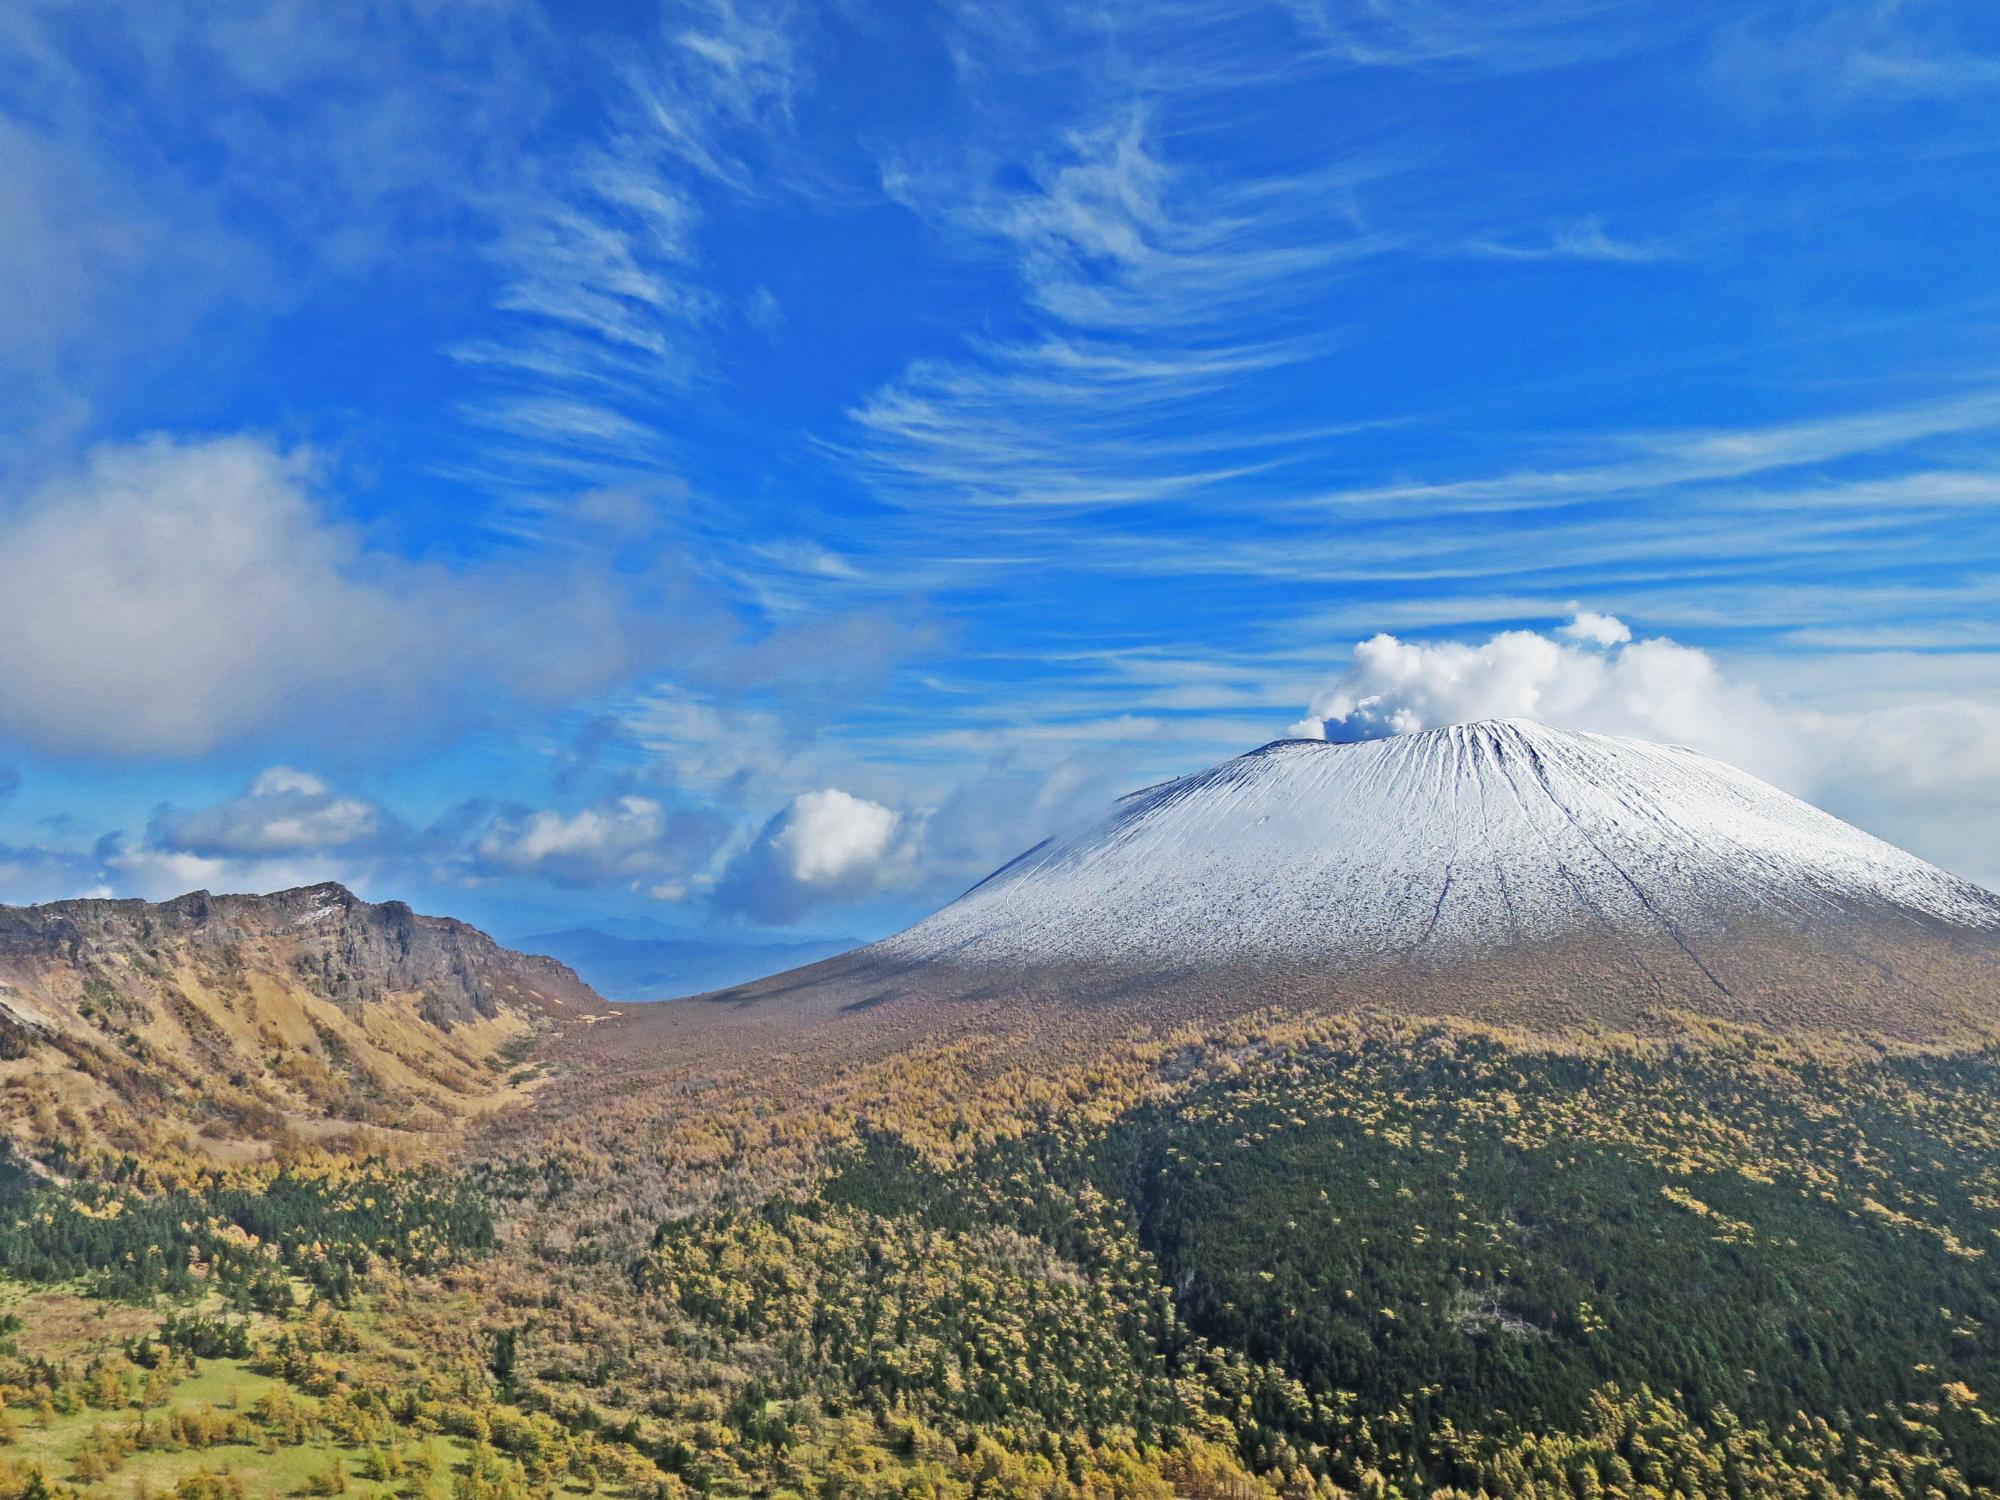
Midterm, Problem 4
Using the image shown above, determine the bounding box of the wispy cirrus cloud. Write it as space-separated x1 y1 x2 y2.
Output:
1712 1 2000 106
1269 387 2000 518
0 2 551 467
1279 0 1680 73
1036 389 2000 655
848 106 1395 516
454 0 811 493
1465 216 1680 264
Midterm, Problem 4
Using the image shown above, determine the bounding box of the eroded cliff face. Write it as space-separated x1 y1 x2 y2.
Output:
0 882 611 1168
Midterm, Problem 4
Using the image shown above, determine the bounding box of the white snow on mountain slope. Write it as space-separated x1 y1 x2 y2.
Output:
877 719 2000 969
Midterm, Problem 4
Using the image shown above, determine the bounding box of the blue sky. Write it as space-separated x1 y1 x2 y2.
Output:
1 0 1997 944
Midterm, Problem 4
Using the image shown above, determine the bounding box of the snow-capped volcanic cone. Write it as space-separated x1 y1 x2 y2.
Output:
681 720 2000 1041
880 718 1998 970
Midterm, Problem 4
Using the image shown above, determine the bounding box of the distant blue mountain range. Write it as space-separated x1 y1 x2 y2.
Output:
515 926 857 1002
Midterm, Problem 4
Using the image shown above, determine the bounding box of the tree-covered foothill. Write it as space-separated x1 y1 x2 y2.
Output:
0 1143 494 1304
12 1006 2000 1500
613 1021 2000 1499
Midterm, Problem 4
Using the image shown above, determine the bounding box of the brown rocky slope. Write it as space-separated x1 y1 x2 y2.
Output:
0 881 610 1167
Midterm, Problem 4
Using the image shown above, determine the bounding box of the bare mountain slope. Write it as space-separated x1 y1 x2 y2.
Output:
663 721 2000 1043
0 882 610 1165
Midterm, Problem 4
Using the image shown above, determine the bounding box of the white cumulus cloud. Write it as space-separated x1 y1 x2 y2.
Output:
148 768 385 858
470 796 726 891
1559 607 1633 647
774 790 901 884
714 788 907 923
1294 611 1787 768
104 765 399 900
0 434 681 758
